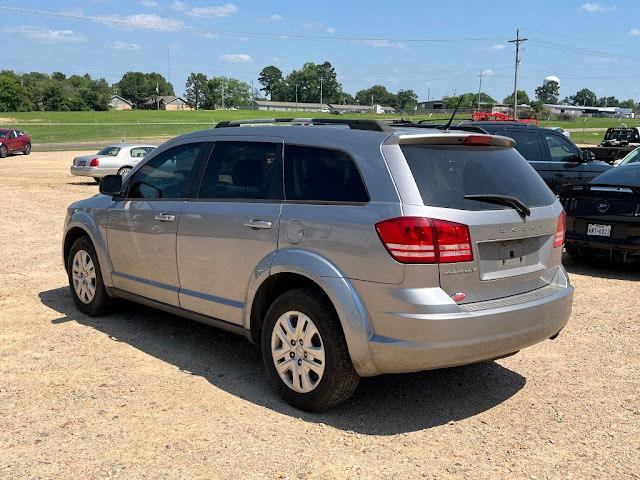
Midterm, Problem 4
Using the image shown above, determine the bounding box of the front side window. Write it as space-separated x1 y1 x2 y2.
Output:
543 133 579 163
198 141 283 200
284 145 368 202
128 143 203 199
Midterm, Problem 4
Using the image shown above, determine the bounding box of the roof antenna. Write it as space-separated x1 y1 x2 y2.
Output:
442 96 464 130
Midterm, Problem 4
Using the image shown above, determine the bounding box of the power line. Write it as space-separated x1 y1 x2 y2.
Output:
508 29 527 118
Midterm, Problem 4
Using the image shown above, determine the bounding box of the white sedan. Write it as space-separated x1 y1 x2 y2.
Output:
70 143 156 183
613 146 640 166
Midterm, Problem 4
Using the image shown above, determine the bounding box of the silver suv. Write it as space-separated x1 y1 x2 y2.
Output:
63 119 573 411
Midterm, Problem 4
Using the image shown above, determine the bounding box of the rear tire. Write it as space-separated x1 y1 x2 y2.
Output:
67 236 112 316
23 143 31 155
0 145 7 158
261 288 359 411
117 167 131 177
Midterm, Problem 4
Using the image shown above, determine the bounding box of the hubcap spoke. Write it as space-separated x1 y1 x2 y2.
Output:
71 249 96 305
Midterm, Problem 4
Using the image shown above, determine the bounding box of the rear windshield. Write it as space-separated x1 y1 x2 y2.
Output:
401 145 556 210
97 146 121 156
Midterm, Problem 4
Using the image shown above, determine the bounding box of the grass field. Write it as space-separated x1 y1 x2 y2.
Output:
1 109 638 146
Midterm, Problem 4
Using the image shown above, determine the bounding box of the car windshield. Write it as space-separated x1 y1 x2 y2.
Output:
619 148 640 166
96 146 121 156
401 145 556 210
590 165 640 186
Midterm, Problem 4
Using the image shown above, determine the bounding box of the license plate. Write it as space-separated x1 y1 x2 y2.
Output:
77 160 86 166
587 224 611 237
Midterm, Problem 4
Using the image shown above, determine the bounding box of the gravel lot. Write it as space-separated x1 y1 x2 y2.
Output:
1 151 639 480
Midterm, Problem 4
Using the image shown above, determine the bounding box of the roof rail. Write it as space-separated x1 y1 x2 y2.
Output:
387 119 489 134
214 118 393 132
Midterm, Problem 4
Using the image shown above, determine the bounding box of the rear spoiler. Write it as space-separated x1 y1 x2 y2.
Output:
562 183 640 194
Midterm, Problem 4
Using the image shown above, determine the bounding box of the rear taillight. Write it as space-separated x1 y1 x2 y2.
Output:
90 157 99 167
554 211 566 248
375 217 473 264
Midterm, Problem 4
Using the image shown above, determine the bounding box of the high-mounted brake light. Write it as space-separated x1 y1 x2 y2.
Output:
375 217 473 264
554 211 566 248
89 157 99 167
462 135 492 146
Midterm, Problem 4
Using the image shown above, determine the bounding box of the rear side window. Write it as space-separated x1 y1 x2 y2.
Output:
284 145 368 202
401 145 556 210
506 131 543 161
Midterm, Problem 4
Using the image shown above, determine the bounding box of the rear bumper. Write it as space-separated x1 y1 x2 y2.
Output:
353 267 573 375
70 166 117 177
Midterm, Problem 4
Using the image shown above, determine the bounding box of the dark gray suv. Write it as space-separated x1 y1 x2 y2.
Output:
63 119 573 411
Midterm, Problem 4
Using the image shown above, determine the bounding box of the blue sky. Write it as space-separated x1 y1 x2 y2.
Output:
1 1 639 104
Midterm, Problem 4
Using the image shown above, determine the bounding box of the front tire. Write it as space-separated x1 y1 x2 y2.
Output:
0 145 7 158
67 236 112 316
261 288 359 411
23 143 31 155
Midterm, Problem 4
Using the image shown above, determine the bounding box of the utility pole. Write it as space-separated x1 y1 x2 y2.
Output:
221 82 225 109
477 70 484 112
295 84 298 111
251 80 254 111
509 28 527 119
319 77 324 107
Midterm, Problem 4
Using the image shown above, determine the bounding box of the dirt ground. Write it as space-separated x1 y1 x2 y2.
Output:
1 151 639 480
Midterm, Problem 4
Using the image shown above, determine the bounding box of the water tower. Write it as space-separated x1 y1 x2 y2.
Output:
543 75 560 86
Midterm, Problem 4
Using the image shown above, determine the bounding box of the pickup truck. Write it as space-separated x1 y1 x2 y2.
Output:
582 126 640 164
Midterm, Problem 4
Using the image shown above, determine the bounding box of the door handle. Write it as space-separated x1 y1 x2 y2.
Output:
154 213 175 222
244 219 272 230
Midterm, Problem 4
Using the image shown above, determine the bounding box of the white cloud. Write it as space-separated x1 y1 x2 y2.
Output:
111 41 142 50
255 14 283 22
202 33 219 39
219 53 253 63
579 3 616 13
5 26 86 44
482 68 495 76
187 4 238 17
357 39 405 49
96 14 184 31
326 27 335 34
171 1 187 10
60 8 84 16
271 57 280 62
140 0 158 6
474 44 505 51
388 77 399 83
629 28 640 35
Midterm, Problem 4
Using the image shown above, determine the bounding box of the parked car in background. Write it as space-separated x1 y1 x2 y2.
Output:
63 118 573 411
457 121 611 194
560 164 640 262
0 128 31 157
581 126 640 164
70 143 156 183
547 126 571 139
613 146 640 166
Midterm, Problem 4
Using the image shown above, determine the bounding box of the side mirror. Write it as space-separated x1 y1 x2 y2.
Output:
99 174 123 196
581 150 596 162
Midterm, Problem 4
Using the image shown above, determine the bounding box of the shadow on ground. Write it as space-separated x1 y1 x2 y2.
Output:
563 252 640 281
41 286 526 435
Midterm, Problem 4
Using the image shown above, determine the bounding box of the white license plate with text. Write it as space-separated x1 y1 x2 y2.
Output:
587 224 611 237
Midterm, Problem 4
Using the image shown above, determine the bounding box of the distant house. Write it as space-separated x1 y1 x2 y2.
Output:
109 95 133 110
416 100 444 110
251 100 372 114
140 96 193 111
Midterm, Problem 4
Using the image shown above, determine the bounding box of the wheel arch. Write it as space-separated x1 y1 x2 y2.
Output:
246 248 378 376
63 218 113 287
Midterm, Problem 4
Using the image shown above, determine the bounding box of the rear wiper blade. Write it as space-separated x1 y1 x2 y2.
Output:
464 194 531 217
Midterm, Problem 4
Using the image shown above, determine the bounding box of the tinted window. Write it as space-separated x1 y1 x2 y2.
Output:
284 145 368 202
507 131 543 161
543 133 579 162
401 145 556 210
589 165 640 186
198 141 283 200
0 130 7 139
97 146 121 156
128 143 203 199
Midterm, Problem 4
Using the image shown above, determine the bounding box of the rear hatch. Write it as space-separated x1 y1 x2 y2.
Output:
381 133 565 304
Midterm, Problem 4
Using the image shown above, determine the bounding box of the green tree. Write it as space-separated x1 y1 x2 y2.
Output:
595 96 619 107
185 72 208 109
535 81 559 104
443 92 494 110
396 89 418 110
276 61 343 104
258 66 283 100
116 72 174 108
619 99 636 109
503 90 530 105
569 88 596 106
205 77 251 109
0 74 27 111
355 85 396 108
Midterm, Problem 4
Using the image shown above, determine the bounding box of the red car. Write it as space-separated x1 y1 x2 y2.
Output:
0 128 31 157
